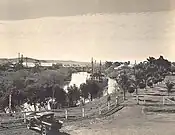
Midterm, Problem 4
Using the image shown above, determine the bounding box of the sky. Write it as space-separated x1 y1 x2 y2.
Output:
0 0 175 62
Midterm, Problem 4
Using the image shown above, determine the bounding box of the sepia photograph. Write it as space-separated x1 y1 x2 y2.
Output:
0 0 175 135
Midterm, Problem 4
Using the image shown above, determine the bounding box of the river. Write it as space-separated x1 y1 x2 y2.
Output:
64 72 118 95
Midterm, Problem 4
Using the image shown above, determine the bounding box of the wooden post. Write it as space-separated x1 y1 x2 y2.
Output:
98 107 101 115
116 96 119 106
23 112 26 123
136 95 139 105
65 109 68 120
9 93 12 113
142 106 145 114
163 96 165 105
107 101 110 111
144 98 146 105
82 107 85 118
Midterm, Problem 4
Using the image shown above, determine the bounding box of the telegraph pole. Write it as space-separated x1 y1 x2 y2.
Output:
134 60 138 95
99 60 102 74
134 60 136 75
18 53 20 63
99 60 102 81
94 60 96 73
26 57 28 67
91 58 94 80
9 89 12 114
52 78 56 110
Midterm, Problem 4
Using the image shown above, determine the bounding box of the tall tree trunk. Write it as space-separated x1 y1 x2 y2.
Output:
91 95 93 101
123 89 126 100
136 87 138 95
34 102 37 112
144 79 147 91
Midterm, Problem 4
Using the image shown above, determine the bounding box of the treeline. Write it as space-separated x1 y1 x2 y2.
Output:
0 69 101 112
105 56 175 98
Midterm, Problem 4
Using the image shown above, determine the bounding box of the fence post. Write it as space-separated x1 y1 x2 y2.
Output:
107 101 110 111
163 96 165 105
144 98 146 105
9 93 12 114
23 112 26 123
82 107 85 118
65 109 68 120
98 107 101 115
116 96 119 106
136 95 139 105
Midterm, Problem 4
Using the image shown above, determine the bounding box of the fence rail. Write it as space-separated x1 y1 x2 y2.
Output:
0 94 124 130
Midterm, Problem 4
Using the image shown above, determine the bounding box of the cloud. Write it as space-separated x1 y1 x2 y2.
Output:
0 0 174 20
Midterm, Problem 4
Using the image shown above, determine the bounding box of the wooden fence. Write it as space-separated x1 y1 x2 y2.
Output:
2 93 175 131
0 94 125 130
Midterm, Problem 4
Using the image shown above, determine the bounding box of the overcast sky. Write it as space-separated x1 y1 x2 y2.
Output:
0 0 175 62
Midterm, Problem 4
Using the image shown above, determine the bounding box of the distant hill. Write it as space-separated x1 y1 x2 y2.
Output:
0 58 90 66
45 60 90 66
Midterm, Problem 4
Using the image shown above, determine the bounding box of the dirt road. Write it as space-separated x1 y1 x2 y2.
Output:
63 106 175 135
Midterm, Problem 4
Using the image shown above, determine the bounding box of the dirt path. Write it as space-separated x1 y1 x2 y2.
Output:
63 106 175 135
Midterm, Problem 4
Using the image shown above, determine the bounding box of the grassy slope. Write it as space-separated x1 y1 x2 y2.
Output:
1 76 175 135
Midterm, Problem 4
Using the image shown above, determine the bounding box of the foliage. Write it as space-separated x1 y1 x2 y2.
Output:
80 83 89 99
128 85 135 93
67 84 80 107
166 81 174 96
105 61 113 69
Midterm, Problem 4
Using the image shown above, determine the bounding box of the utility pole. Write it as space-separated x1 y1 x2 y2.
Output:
94 60 96 73
99 60 102 81
91 58 94 80
99 60 101 73
9 89 12 114
134 60 138 95
26 57 28 67
52 78 56 110
134 60 136 78
18 53 20 63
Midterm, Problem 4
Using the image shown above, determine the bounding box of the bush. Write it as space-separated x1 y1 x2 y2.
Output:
139 82 146 89
128 85 135 93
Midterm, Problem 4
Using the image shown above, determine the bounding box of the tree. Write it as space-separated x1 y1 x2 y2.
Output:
147 57 156 64
171 64 175 75
117 71 130 100
32 60 41 73
113 62 121 67
128 85 135 94
53 84 67 108
52 63 63 69
67 84 80 107
147 80 153 88
80 83 89 100
86 80 101 101
105 61 113 69
166 81 174 96
25 84 40 111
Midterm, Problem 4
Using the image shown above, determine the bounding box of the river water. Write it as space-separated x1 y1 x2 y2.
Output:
64 72 117 95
